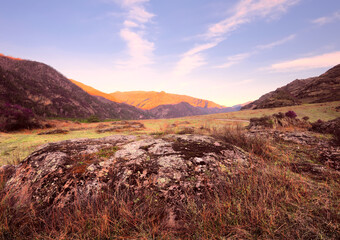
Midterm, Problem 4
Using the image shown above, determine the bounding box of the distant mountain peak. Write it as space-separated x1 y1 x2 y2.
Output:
109 90 226 110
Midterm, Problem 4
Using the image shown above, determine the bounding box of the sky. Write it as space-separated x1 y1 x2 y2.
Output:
1 0 340 106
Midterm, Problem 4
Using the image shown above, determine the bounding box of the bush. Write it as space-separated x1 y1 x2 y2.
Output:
302 116 309 121
0 103 41 132
333 128 340 145
86 115 100 123
273 112 285 119
248 116 274 128
285 110 297 118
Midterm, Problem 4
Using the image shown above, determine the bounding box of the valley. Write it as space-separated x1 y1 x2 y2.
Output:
0 48 339 240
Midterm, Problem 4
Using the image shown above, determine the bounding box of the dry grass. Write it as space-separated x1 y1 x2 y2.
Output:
1 125 339 239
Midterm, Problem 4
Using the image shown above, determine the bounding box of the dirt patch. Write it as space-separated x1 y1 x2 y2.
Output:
97 121 145 133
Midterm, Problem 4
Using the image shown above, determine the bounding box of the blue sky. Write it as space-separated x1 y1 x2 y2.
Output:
1 0 340 106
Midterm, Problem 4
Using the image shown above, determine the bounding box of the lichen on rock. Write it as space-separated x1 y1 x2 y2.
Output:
2 134 252 227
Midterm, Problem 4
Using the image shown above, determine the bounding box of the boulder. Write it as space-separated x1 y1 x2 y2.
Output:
3 134 251 227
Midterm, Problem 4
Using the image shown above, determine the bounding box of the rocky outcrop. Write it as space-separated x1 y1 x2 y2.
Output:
247 113 311 130
2 134 250 227
242 64 340 110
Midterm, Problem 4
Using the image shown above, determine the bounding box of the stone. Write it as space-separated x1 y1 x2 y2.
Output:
2 134 251 228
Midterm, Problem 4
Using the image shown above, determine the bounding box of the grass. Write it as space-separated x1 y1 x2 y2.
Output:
195 101 340 122
0 123 339 239
1 101 339 166
0 128 122 166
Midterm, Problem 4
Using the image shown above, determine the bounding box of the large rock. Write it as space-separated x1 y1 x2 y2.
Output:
3 134 250 226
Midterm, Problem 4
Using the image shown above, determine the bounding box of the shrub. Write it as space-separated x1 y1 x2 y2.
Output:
333 128 340 145
285 110 297 119
302 116 309 121
0 103 41 132
273 112 285 119
248 116 274 128
86 115 100 123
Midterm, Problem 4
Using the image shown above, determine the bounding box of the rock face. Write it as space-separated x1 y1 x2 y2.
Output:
3 134 250 225
242 64 340 110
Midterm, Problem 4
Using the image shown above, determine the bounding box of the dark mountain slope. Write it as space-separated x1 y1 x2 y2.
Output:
0 55 149 119
148 102 241 119
242 64 340 110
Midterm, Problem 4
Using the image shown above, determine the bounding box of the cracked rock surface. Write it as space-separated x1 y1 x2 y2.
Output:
3 134 251 221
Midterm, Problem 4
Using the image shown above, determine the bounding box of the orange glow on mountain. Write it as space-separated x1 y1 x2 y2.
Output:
70 79 118 102
71 79 225 109
110 91 225 110
0 53 22 61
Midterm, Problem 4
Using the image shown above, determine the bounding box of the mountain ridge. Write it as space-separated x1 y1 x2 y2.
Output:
0 54 150 119
242 64 340 110
110 90 226 110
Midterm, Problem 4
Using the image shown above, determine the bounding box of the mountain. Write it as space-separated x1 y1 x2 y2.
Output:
69 79 118 103
149 102 242 119
242 64 340 110
110 91 225 110
149 102 206 118
71 80 243 118
0 54 149 119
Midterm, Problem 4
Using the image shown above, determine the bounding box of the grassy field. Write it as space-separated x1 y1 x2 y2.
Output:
0 102 339 239
1 101 339 166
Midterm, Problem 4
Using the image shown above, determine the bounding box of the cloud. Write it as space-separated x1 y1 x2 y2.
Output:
117 28 154 67
269 51 340 71
215 34 296 69
173 41 221 75
312 11 340 25
206 0 300 39
174 0 300 76
115 0 155 68
215 52 254 69
257 34 296 50
124 20 139 28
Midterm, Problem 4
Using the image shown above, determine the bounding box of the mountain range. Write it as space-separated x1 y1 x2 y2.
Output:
110 91 224 109
70 80 243 118
1 53 339 120
242 64 340 110
0 55 149 119
0 54 240 119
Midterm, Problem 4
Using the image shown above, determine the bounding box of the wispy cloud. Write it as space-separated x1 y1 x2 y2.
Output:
268 51 340 71
215 52 254 69
173 41 221 76
257 34 296 50
115 0 155 68
215 34 296 69
312 11 340 26
174 0 300 76
206 0 299 39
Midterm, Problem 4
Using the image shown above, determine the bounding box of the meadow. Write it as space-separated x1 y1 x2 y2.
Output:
1 101 339 166
0 101 339 239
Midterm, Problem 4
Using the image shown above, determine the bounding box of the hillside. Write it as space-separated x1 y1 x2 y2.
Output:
0 54 149 119
69 79 118 103
110 91 225 110
242 64 340 110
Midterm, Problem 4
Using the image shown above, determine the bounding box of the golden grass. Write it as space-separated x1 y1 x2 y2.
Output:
1 101 339 166
0 125 339 239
